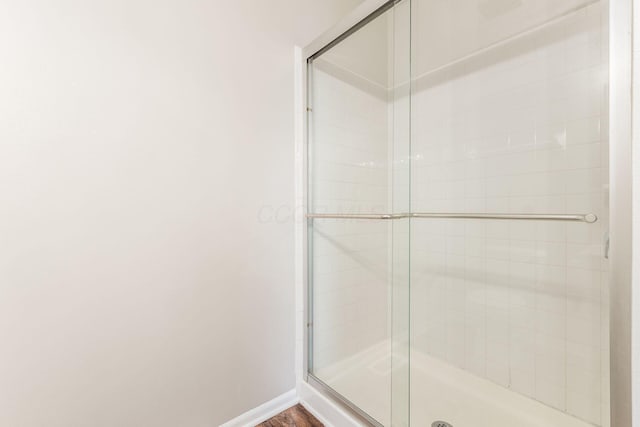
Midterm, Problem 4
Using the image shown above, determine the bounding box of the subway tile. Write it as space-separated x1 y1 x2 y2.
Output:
536 376 566 411
567 389 601 425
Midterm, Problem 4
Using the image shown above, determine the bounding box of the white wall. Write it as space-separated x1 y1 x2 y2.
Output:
0 1 360 426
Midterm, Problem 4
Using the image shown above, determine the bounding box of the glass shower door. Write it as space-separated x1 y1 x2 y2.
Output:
409 1 609 426
307 1 411 425
307 0 610 425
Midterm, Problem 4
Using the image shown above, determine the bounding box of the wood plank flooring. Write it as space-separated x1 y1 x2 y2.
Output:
256 404 323 427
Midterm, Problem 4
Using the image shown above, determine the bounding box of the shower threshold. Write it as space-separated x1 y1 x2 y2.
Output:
314 341 600 427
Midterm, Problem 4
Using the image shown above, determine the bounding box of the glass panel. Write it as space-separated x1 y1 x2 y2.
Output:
390 1 411 427
307 1 411 425
410 1 609 427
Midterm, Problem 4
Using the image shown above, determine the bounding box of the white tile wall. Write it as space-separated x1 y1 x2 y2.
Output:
310 59 391 372
410 2 609 425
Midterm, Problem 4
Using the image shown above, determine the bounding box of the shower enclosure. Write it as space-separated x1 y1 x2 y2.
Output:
301 0 631 425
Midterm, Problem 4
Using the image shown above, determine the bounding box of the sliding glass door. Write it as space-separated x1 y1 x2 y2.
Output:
307 1 410 425
306 0 610 426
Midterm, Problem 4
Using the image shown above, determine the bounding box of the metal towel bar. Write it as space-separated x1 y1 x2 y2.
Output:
306 212 598 223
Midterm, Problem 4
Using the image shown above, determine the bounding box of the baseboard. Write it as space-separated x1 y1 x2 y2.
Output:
298 380 364 427
220 389 298 427
219 381 366 427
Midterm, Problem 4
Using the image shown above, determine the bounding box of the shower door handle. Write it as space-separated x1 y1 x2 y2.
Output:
306 213 404 220
307 212 598 223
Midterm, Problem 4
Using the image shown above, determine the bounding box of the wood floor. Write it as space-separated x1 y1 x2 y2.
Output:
256 404 323 427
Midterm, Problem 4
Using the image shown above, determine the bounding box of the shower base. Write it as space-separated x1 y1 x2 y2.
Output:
314 342 595 427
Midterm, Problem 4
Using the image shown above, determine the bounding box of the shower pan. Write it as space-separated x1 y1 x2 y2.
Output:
299 0 632 426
